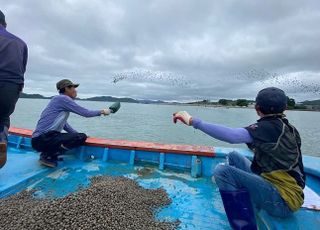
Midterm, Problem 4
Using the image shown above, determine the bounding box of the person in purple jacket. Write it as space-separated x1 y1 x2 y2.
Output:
31 79 114 168
0 10 28 168
173 87 305 230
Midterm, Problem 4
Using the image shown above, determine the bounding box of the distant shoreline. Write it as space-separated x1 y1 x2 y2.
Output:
174 103 320 112
19 93 320 112
19 97 320 112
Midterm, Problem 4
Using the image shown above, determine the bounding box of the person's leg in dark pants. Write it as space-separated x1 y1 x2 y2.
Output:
54 132 88 152
32 131 87 167
0 82 21 168
213 151 292 218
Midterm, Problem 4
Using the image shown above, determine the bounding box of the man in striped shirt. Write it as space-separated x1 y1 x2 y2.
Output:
32 79 111 167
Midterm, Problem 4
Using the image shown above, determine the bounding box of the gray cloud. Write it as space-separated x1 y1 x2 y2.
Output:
1 0 320 101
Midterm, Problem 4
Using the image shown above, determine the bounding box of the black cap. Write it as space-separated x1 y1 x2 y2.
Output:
255 87 287 114
56 79 79 91
0 10 6 26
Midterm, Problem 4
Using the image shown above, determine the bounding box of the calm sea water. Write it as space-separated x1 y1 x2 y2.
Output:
11 98 320 157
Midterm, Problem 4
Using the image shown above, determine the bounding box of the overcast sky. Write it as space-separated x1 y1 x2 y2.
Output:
1 0 320 101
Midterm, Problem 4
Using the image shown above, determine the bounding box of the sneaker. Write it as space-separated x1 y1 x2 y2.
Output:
0 142 7 168
39 154 57 168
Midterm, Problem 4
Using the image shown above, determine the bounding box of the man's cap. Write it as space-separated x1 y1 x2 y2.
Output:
255 87 287 114
56 79 79 90
0 10 6 25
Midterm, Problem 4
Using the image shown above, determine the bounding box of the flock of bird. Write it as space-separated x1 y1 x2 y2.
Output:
233 68 320 95
112 70 192 88
234 68 283 82
111 68 320 96
283 77 320 95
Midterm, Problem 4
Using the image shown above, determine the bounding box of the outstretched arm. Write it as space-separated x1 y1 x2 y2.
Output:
192 118 253 144
173 111 253 144
59 96 108 117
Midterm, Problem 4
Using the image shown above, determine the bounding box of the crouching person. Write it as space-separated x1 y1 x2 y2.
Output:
32 79 111 167
173 87 305 230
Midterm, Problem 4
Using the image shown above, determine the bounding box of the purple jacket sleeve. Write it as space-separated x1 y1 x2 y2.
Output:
64 122 78 134
59 96 101 117
192 118 253 144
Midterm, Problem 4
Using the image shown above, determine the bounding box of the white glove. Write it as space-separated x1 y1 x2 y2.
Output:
101 109 111 116
173 111 192 126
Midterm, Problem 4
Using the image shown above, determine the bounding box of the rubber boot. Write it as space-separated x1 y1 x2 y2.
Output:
0 126 8 168
0 142 7 168
220 189 257 230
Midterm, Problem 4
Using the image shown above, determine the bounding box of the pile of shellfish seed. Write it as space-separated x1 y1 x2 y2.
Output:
0 176 179 230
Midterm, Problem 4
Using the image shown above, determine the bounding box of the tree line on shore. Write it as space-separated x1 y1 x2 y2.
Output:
188 97 312 110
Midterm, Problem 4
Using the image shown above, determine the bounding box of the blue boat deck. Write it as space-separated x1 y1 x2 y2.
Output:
0 148 53 198
1 129 320 230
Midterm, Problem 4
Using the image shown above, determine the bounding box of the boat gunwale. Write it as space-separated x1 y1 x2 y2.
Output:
8 127 320 178
8 127 215 157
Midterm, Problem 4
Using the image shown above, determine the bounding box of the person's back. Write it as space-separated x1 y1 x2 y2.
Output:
173 87 305 229
247 116 305 187
246 114 305 212
0 10 28 169
32 94 97 138
33 95 73 138
0 21 27 84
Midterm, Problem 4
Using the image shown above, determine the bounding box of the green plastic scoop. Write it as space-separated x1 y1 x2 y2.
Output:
109 101 121 113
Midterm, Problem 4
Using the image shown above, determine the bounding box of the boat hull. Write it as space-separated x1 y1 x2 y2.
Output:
1 127 319 230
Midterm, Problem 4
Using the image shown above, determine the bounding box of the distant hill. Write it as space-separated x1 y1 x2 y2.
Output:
83 96 138 103
19 93 165 104
84 96 165 104
20 93 51 99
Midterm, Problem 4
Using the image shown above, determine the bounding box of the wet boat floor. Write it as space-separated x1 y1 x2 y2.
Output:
1 148 230 230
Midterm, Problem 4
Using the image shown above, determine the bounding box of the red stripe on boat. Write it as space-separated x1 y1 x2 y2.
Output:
9 127 215 157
